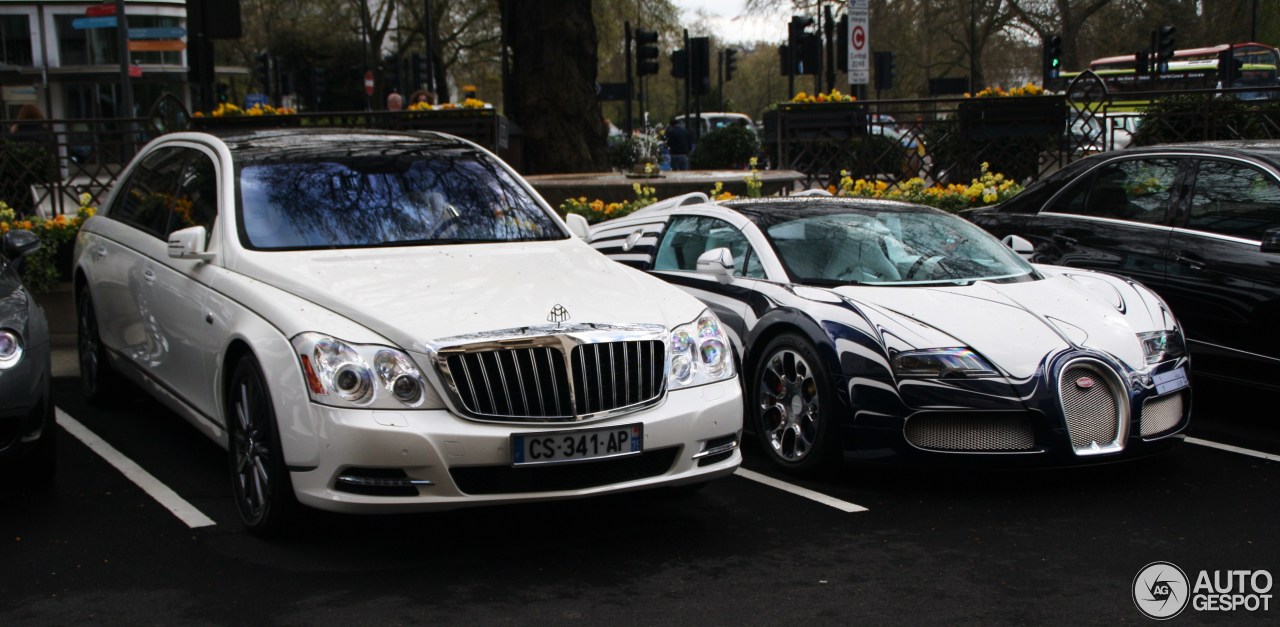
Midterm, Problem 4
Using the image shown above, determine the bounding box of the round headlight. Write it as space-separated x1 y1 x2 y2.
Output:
671 354 693 382
333 363 372 402
671 330 695 355
391 374 423 404
0 329 22 369
700 338 727 373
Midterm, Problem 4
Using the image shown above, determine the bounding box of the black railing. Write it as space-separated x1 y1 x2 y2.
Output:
2 87 1277 218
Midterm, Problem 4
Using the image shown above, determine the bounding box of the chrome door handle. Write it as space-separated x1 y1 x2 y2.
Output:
143 269 157 282
93 246 107 258
1175 254 1204 271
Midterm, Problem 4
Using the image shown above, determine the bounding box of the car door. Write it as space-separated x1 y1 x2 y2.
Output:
87 146 186 368
147 145 222 416
1167 156 1280 387
1023 156 1185 293
651 214 765 351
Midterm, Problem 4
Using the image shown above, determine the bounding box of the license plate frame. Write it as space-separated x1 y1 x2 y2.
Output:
511 423 643 466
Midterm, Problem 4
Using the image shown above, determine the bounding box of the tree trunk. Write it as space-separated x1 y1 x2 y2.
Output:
502 0 608 174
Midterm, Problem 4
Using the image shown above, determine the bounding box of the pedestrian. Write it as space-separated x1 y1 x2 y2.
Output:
665 118 692 171
386 88 403 111
9 104 49 142
408 89 435 108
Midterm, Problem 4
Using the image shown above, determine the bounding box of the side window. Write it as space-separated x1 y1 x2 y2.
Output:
108 147 185 238
170 149 219 235
1187 159 1280 241
654 216 760 277
1049 158 1180 225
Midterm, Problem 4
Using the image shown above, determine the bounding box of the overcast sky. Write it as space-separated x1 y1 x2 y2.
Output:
672 0 790 44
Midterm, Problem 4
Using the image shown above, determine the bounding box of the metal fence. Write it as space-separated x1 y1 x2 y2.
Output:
3 82 1278 218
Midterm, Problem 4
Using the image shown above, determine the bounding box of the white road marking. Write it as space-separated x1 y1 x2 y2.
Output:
57 409 217 529
1185 437 1280 463
734 467 869 513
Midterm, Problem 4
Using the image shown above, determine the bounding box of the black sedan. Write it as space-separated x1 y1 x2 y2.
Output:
589 194 1190 474
967 141 1280 392
0 229 54 481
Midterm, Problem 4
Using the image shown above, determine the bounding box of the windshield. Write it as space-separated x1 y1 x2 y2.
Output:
238 151 564 250
761 209 1036 286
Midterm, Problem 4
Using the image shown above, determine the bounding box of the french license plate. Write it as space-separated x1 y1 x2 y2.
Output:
512 424 643 466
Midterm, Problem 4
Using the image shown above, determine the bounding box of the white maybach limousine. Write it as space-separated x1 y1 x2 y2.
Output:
72 129 742 535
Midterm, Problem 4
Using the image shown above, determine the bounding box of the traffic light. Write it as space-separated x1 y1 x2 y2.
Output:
874 51 895 91
787 15 814 76
1043 34 1063 82
414 52 429 87
635 29 659 76
215 82 229 104
671 48 687 79
1157 25 1176 65
1135 49 1150 75
798 34 821 75
836 15 849 72
1219 48 1243 86
254 52 271 93
724 48 738 82
690 36 711 96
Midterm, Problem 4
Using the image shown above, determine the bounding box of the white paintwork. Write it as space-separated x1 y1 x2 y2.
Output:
73 131 744 515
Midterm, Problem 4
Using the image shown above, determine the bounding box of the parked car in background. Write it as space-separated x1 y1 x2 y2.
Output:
968 141 1280 392
675 112 756 137
590 193 1190 474
0 230 54 482
73 129 742 536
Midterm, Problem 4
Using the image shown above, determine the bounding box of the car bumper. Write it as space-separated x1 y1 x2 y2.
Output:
288 378 743 513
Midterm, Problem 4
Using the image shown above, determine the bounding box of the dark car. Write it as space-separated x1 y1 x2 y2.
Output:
590 194 1190 474
0 229 54 481
967 141 1280 392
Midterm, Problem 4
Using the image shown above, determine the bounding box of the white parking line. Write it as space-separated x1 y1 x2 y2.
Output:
56 409 217 529
1185 437 1280 463
734 468 869 513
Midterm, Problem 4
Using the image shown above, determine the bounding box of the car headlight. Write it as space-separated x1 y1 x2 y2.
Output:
668 310 735 389
1138 330 1185 365
292 332 431 408
891 347 998 379
0 329 23 370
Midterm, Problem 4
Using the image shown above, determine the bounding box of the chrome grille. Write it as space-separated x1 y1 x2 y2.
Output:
571 340 665 416
443 340 666 421
1141 391 1185 437
905 413 1037 452
1058 361 1124 452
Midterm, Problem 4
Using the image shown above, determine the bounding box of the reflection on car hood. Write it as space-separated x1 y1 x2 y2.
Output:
233 239 694 346
832 271 1164 378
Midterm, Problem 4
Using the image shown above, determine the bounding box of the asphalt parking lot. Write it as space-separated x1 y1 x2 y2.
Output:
2 285 1277 625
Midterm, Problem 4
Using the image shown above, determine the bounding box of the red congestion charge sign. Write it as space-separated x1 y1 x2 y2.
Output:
852 25 866 51
364 70 375 96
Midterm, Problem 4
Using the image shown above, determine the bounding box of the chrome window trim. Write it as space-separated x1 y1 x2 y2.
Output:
1168 227 1261 246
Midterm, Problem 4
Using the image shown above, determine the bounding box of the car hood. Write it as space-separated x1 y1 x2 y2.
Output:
831 271 1166 378
231 239 695 347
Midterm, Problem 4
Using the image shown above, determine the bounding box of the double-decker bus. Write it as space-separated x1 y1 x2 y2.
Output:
1054 42 1280 99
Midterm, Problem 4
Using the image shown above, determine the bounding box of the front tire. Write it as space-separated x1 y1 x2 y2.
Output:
751 334 840 476
227 355 298 537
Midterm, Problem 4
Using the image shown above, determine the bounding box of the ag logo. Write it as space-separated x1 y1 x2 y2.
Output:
1133 561 1191 620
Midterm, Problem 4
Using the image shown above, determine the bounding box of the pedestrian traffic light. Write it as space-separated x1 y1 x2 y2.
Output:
724 48 738 82
1157 25 1176 64
1043 34 1063 82
255 51 271 93
671 48 687 79
215 82 229 104
874 51 895 91
635 29 659 77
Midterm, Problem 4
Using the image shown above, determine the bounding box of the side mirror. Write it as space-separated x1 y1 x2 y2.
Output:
1 229 41 261
1262 227 1280 254
696 247 734 283
1002 234 1035 260
565 213 591 241
167 225 215 261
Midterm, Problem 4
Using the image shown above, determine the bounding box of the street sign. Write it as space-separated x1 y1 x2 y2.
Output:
128 27 186 40
72 16 117 29
128 40 186 52
85 4 117 17
128 65 142 78
847 0 869 85
364 70 375 96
